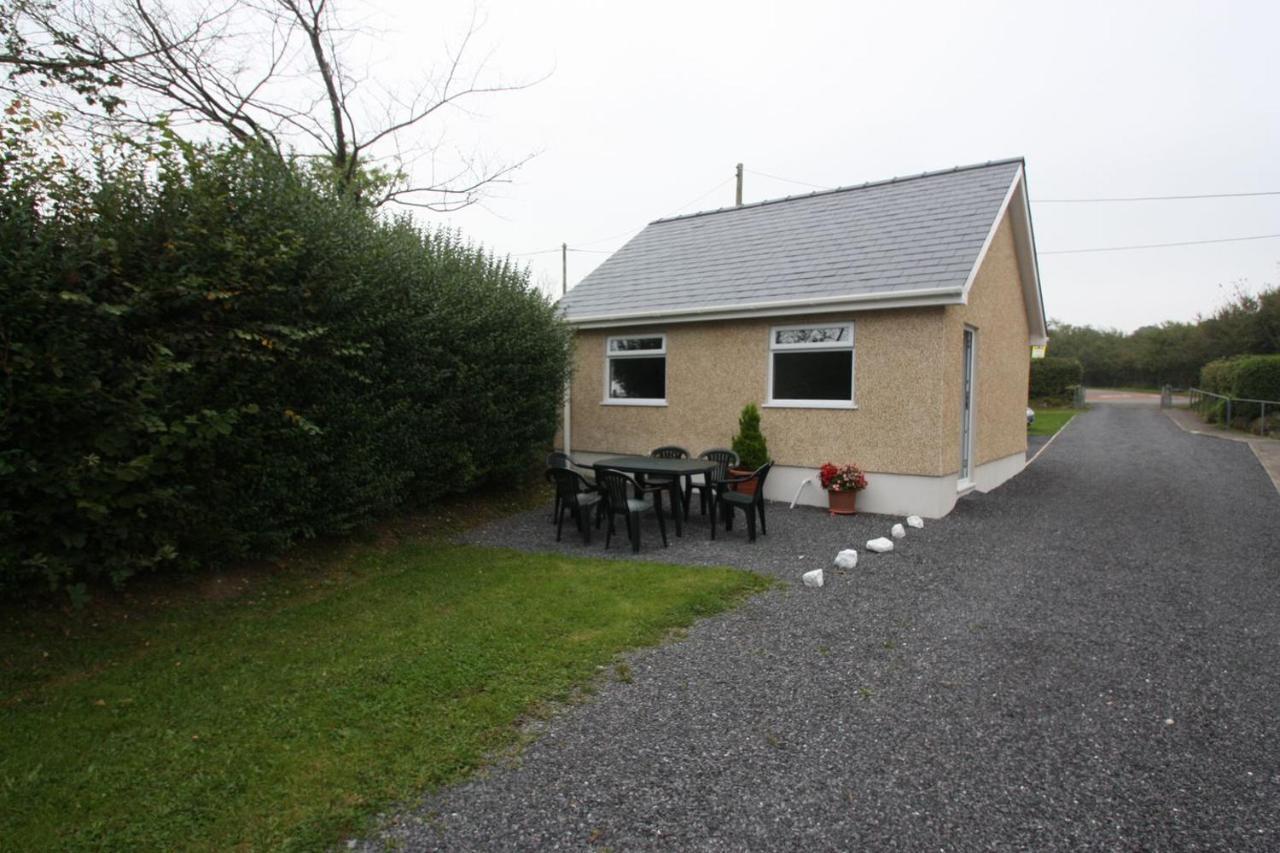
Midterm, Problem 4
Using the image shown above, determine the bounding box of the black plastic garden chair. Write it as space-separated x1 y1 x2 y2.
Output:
647 445 691 519
596 468 669 553
546 451 596 522
685 448 738 521
710 461 774 543
545 467 603 545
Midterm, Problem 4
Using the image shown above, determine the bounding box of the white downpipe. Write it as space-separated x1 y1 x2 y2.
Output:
789 477 815 509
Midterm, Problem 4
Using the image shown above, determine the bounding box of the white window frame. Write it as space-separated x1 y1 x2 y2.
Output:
603 333 668 406
765 322 856 409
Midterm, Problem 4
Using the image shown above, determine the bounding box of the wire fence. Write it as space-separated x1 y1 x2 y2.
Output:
1182 386 1278 437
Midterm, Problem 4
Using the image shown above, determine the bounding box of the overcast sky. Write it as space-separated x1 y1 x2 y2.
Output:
372 0 1279 333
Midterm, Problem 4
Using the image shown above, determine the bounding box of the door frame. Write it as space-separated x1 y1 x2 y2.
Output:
959 325 977 489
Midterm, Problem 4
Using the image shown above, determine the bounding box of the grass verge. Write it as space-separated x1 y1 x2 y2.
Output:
1029 408 1077 437
1 539 769 850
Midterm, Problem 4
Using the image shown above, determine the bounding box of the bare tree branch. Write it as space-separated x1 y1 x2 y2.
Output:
2 0 541 208
378 153 535 212
276 0 345 167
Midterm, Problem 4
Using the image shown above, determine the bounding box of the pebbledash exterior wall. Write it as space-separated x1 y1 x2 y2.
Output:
562 211 1031 518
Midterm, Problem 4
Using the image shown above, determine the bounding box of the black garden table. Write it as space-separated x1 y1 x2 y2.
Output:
590 456 718 538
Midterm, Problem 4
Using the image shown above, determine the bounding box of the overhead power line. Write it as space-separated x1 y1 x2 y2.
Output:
1034 190 1280 203
511 246 612 257
1040 232 1280 255
575 226 642 248
666 176 736 217
745 168 834 192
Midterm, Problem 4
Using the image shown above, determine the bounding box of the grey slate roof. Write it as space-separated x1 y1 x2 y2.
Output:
558 158 1024 323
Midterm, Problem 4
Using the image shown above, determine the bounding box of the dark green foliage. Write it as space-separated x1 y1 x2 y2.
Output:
731 404 769 470
1029 357 1084 401
0 134 569 595
1046 283 1280 389
1044 323 1134 387
1200 354 1280 420
1232 355 1280 402
1199 357 1247 395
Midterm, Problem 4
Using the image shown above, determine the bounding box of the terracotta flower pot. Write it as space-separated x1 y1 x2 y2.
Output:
827 489 857 516
727 466 758 495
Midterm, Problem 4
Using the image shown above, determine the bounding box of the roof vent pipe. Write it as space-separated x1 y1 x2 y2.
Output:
735 163 744 206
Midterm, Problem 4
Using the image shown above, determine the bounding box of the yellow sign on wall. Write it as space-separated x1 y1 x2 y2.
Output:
1030 345 1047 359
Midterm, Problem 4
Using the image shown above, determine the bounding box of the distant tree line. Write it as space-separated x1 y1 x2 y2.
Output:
1046 284 1280 388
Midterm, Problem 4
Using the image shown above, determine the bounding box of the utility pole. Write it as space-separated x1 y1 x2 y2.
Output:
735 163 744 206
561 242 567 296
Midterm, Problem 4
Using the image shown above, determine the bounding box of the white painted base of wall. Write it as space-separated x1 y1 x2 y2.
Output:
769 465 958 518
566 449 1027 520
970 450 1027 494
775 451 1027 518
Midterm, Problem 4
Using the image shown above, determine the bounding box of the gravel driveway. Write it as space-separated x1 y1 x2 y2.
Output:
360 402 1280 850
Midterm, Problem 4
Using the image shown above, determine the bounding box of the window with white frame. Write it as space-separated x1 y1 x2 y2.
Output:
767 323 854 407
605 334 666 403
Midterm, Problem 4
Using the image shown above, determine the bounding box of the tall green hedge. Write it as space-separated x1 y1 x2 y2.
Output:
1198 356 1245 395
1230 355 1280 403
1199 355 1280 420
0 139 570 594
1029 357 1084 401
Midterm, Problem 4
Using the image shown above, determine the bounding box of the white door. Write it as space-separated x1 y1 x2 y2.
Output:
960 327 975 485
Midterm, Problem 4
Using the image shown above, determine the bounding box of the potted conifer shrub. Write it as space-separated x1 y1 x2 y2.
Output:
729 403 769 495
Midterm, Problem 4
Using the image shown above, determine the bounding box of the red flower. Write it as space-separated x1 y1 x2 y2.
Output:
819 461 868 492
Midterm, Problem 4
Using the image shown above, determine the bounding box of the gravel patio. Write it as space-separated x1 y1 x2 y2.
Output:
359 401 1280 850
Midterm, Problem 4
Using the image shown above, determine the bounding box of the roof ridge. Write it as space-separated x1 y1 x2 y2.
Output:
651 156 1025 225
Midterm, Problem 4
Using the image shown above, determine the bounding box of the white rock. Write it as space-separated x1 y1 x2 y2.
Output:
891 523 906 539
833 549 859 570
802 568 825 588
866 537 894 553
906 515 924 529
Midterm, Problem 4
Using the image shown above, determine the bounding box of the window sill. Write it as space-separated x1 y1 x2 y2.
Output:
763 400 857 410
601 399 668 407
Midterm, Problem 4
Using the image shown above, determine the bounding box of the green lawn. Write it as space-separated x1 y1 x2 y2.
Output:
1029 407 1077 437
1 538 769 851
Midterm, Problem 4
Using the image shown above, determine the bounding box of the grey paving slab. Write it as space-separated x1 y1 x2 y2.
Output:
358 403 1280 851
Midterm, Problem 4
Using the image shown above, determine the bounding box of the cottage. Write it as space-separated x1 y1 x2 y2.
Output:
556 158 1048 518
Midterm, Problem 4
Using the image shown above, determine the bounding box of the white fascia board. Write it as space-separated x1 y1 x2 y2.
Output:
1010 177 1049 345
954 164 1049 346
959 164 1023 304
566 287 964 329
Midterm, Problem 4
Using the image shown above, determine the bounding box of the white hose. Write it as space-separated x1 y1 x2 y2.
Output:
789 477 814 509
